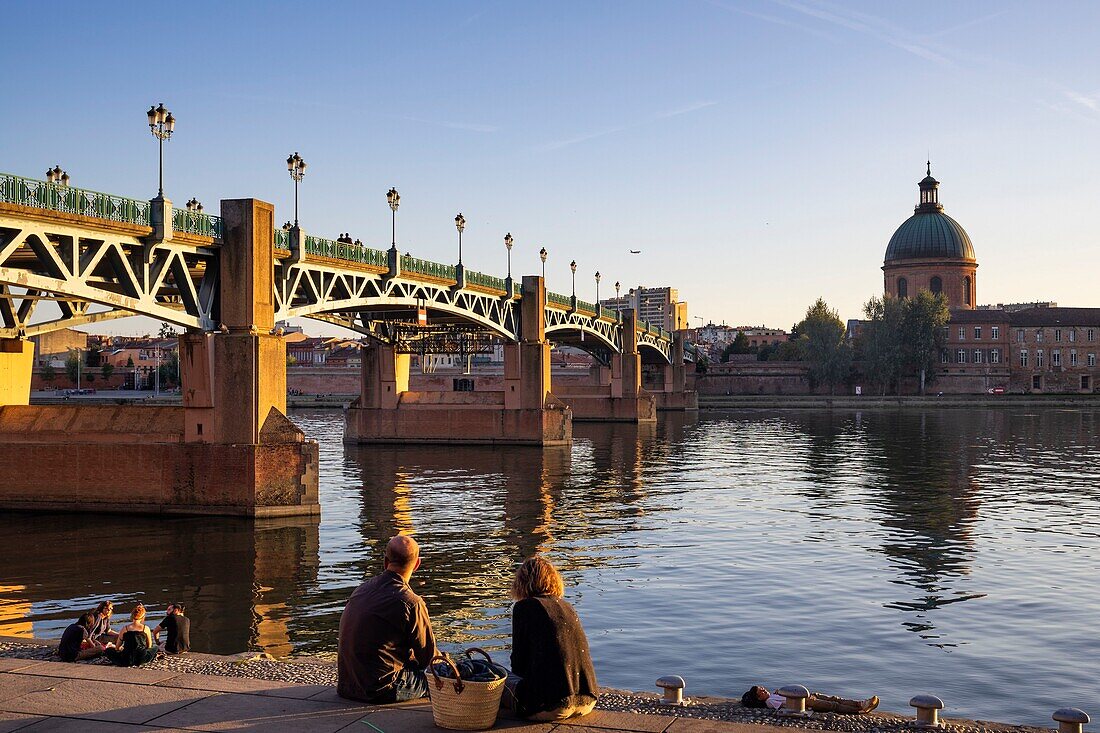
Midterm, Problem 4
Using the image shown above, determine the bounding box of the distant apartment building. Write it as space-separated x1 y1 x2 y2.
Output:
29 328 87 366
601 286 688 331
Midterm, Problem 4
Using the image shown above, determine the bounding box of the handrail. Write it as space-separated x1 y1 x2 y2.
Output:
401 254 456 281
465 269 506 291
172 207 222 239
305 235 388 267
546 291 572 308
0 172 151 227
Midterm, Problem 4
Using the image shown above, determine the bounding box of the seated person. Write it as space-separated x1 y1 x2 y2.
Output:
742 685 879 714
152 603 190 654
505 556 598 722
58 613 103 662
88 601 118 645
337 535 437 703
105 604 158 667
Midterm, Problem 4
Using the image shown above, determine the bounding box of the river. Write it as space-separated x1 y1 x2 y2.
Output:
1 407 1098 725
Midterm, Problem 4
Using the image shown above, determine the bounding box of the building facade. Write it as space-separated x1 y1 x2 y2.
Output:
602 286 688 331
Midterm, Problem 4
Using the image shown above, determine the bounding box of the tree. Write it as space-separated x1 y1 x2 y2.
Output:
101 362 115 382
41 363 56 383
126 356 135 368
158 323 178 339
158 352 180 387
65 350 81 385
720 331 752 362
84 372 95 384
859 294 908 395
795 298 850 394
903 289 950 394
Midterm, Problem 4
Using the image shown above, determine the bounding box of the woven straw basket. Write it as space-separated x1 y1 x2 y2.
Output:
428 649 506 730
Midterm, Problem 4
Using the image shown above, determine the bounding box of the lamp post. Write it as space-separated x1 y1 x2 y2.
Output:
185 198 203 212
45 166 70 187
146 103 175 197
455 213 466 265
615 281 621 300
286 152 307 225
539 247 547 279
570 260 577 297
387 188 400 250
504 233 514 278
595 271 601 302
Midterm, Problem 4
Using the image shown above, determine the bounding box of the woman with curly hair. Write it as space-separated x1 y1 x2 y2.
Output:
505 556 598 721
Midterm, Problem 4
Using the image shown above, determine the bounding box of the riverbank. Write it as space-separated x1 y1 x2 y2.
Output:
698 393 1100 409
0 637 1050 733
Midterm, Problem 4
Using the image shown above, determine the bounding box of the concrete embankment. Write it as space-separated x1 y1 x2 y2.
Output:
700 394 1100 410
0 636 1051 733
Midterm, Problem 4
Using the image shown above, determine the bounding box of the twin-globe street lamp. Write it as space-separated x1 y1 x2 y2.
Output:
539 247 547 279
454 213 466 265
570 260 577 297
387 188 400 250
286 152 307 226
45 166 70 186
146 103 175 197
504 233 513 279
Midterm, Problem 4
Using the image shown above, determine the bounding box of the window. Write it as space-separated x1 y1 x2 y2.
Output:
964 276 972 305
897 277 908 298
974 349 983 364
1020 350 1029 367
1036 349 1044 368
1069 330 1076 342
1084 375 1092 390
957 349 967 363
974 326 982 339
1036 330 1044 343
1071 350 1078 367
453 378 475 392
1089 329 1095 342
1090 353 1097 367
930 276 943 294
991 326 1000 340
1053 350 1061 367
1055 329 1062 342
1033 374 1043 390
1016 329 1025 343
991 349 1001 364
941 349 950 364
958 327 966 341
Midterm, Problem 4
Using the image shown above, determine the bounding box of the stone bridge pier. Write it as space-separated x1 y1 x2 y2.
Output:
344 275 572 445
653 331 699 411
0 198 319 517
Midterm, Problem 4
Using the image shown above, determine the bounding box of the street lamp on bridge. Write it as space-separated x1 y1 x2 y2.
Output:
387 188 400 251
286 152 307 226
146 103 175 197
185 198 203 212
45 166 70 187
570 260 577 297
539 247 547 279
615 281 620 300
504 232 513 278
455 213 466 265
595 271 601 303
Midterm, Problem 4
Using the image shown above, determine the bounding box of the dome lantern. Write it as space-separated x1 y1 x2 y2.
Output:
917 160 942 212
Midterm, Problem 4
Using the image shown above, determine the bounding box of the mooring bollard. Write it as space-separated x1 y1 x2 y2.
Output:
910 695 945 728
1053 708 1090 733
656 675 686 706
777 685 811 717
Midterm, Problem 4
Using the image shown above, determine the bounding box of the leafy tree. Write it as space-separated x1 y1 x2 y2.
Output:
84 372 95 384
158 323 178 339
158 352 180 387
65 350 81 385
859 294 908 395
720 331 752 362
794 298 850 393
41 363 56 383
904 289 950 394
126 356 135 368
101 362 115 382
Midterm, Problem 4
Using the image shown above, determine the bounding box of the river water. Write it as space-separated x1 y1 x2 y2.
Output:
1 407 1098 725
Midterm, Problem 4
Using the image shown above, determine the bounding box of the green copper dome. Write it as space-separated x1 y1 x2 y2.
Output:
884 166 975 263
885 211 974 262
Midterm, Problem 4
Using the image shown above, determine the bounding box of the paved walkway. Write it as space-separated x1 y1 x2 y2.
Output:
0 659 784 733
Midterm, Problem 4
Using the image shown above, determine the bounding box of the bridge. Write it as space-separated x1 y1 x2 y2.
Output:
0 171 696 517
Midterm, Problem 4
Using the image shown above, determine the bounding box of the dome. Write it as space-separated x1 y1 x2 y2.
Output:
885 210 975 262
884 164 975 263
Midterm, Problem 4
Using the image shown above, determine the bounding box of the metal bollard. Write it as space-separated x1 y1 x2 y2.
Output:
1053 708 1090 733
656 675 686 706
910 695 945 729
777 685 811 717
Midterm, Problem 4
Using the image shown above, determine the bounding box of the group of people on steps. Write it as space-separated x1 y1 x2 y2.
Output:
58 600 190 666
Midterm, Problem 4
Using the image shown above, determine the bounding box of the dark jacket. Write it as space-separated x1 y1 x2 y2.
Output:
105 630 157 667
337 570 437 703
511 596 598 717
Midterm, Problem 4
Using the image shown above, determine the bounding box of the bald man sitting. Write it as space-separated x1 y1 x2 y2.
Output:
338 535 439 703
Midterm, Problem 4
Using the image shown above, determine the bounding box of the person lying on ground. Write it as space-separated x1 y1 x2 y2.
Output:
504 556 598 722
337 535 438 704
58 613 103 662
152 603 190 654
741 685 879 714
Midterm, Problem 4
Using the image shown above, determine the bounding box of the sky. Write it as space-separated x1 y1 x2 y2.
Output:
2 1 1099 335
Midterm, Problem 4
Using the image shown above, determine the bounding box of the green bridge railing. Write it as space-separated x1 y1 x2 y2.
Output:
173 207 223 238
305 235 388 267
465 269 506 291
401 255 456 281
547 291 571 308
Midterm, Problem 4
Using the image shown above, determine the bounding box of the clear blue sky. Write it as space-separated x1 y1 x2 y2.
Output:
3 1 1099 334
